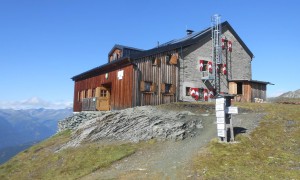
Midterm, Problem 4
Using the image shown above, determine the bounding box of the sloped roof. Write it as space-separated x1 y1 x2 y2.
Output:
72 21 254 81
229 80 274 85
108 44 144 56
71 57 132 81
131 21 253 59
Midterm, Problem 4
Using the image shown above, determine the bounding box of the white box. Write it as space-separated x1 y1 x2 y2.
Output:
217 123 225 130
216 103 225 111
216 98 225 105
217 129 226 137
217 117 225 124
216 111 225 118
227 106 238 114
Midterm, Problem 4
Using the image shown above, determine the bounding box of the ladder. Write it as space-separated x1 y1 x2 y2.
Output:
211 14 222 94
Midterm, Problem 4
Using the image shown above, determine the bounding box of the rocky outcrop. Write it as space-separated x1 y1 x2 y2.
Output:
58 106 204 148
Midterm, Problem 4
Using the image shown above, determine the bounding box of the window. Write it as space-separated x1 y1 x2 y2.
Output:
200 60 208 71
100 90 107 97
237 82 243 94
165 84 171 93
113 53 117 60
140 81 156 92
166 54 171 64
161 83 175 94
144 82 151 92
186 87 191 96
78 91 81 102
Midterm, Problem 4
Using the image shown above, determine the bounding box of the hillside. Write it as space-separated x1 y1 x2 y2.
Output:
278 89 300 98
0 108 72 164
0 102 299 179
268 89 300 104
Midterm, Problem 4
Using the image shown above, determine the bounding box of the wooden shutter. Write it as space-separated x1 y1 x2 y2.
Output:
170 85 176 94
152 57 156 65
169 53 178 65
140 81 145 91
154 57 161 67
88 89 92 98
77 91 80 102
95 87 101 97
158 58 161 67
229 82 237 94
151 83 157 92
80 91 84 100
161 83 165 93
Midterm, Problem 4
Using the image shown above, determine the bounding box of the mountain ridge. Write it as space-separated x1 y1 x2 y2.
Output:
0 108 72 164
278 89 300 98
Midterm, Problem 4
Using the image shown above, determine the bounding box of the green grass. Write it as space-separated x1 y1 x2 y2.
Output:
0 130 137 180
192 103 300 179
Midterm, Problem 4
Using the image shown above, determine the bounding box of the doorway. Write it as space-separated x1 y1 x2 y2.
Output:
97 84 111 111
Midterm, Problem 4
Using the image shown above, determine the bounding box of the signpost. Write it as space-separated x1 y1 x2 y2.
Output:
215 96 226 139
227 106 238 114
215 94 238 142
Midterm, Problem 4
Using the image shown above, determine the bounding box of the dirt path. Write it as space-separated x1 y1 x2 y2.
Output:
81 115 216 179
81 111 263 179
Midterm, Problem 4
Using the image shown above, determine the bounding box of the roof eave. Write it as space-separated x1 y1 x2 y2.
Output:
71 57 132 81
229 79 274 85
222 21 254 59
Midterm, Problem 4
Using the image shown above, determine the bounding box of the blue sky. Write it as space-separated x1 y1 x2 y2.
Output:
0 0 299 108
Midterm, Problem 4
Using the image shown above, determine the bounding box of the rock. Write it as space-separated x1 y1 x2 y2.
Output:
57 106 205 149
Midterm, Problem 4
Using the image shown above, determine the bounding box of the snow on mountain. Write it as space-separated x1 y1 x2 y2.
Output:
0 97 73 109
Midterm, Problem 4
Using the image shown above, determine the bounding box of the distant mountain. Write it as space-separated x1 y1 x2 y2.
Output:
278 89 300 98
0 108 73 164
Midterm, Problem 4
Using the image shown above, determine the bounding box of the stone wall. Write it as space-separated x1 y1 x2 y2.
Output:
178 28 252 102
223 29 252 80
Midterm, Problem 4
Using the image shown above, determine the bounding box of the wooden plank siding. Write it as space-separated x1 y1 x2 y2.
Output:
73 65 134 112
134 50 179 106
229 81 267 102
251 82 267 101
243 82 252 102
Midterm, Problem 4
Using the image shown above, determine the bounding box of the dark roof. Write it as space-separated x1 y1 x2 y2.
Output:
130 21 253 59
131 26 212 59
229 79 274 85
108 44 144 56
72 21 254 81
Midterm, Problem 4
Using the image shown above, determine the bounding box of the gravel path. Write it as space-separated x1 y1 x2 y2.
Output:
80 111 264 179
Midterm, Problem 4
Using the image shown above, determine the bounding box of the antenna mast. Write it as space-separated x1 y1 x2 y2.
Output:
211 14 222 94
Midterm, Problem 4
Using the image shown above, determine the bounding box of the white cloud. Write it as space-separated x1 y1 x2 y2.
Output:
0 97 73 109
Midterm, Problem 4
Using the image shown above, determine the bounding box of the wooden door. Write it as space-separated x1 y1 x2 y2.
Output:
97 86 110 111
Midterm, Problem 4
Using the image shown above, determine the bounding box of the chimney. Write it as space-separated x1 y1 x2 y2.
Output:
186 29 194 35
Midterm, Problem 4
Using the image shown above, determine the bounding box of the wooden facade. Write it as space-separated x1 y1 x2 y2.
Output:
133 52 179 107
229 80 269 102
73 61 134 112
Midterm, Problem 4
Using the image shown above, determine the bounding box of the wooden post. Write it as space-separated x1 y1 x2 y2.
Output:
230 116 234 142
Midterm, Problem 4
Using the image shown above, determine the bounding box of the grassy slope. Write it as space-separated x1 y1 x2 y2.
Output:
0 130 137 180
1 102 299 179
193 103 300 179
